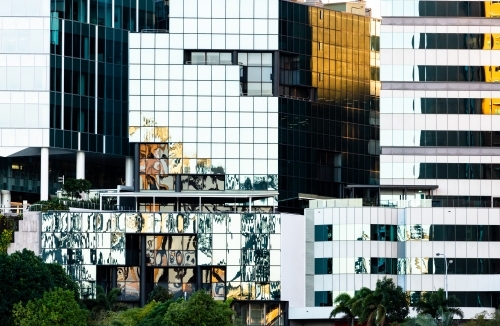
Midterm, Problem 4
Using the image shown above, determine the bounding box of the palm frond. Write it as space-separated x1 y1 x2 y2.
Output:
375 304 386 326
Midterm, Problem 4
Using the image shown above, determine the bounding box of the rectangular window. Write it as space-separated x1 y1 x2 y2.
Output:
315 291 333 307
314 258 332 274
188 52 233 65
314 225 332 241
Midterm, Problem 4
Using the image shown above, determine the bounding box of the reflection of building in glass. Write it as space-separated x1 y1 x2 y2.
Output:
41 211 282 305
128 0 381 214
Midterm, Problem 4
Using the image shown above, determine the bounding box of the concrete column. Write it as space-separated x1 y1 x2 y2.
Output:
125 157 134 187
1 190 11 209
41 148 49 201
76 151 85 179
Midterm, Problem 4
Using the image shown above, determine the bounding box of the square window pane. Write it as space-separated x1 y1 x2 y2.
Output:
191 52 205 64
262 53 272 65
220 53 232 64
248 67 262 82
248 83 261 96
238 53 247 65
207 53 219 64
248 53 261 65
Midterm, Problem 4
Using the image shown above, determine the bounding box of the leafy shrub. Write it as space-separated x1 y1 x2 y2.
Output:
13 288 88 326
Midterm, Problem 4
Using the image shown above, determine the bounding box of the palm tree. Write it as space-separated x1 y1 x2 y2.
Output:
330 293 355 326
330 287 375 326
413 289 464 320
359 277 409 326
361 289 388 326
404 308 458 326
331 278 409 326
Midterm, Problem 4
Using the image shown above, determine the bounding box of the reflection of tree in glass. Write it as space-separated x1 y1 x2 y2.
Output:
240 177 253 190
397 225 407 241
355 257 368 274
398 258 408 274
411 224 424 240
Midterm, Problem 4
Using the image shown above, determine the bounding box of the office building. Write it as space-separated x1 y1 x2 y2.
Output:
295 1 500 324
379 0 500 206
299 203 500 324
0 0 169 205
127 0 380 214
0 0 380 212
3 1 381 324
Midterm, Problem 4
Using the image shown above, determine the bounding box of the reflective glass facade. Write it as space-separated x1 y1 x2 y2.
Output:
49 21 130 156
128 0 380 213
41 211 282 303
278 2 380 212
380 0 500 203
0 0 167 200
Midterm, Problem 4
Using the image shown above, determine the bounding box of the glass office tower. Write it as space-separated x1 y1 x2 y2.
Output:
0 0 167 203
380 0 500 207
297 0 500 323
128 0 380 214
278 1 380 212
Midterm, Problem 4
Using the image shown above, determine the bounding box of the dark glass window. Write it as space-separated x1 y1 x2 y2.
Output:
371 258 398 274
418 1 485 17
370 224 397 241
51 0 87 23
138 0 156 31
315 291 333 307
115 0 137 32
315 225 332 241
409 291 500 308
415 66 486 82
420 163 500 180
315 258 332 274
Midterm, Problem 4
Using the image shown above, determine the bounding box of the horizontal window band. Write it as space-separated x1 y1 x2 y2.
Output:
383 82 500 91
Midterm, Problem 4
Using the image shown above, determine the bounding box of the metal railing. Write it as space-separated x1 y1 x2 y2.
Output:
1 204 26 215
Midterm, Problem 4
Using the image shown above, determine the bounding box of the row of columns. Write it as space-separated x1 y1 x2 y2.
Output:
39 149 134 201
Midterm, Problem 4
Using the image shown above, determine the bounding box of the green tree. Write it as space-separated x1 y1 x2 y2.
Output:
12 288 88 326
330 293 356 326
359 277 409 326
94 301 158 326
0 229 13 252
465 310 500 326
138 299 179 326
31 199 68 212
404 308 458 326
163 290 236 326
147 285 174 303
0 249 80 326
413 289 464 320
0 214 22 253
62 178 92 199
349 287 373 319
83 285 123 312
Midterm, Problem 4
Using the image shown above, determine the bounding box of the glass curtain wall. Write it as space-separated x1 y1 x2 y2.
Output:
278 2 380 212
